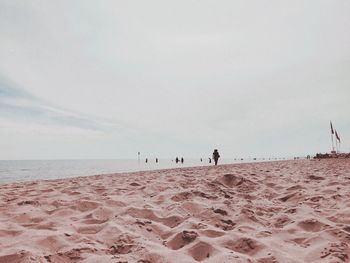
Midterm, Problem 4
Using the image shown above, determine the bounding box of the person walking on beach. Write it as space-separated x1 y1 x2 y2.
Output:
181 157 184 164
175 157 179 164
212 149 220 165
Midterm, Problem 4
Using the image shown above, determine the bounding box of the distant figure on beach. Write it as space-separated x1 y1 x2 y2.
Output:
156 158 158 163
209 158 211 163
212 149 220 165
181 157 184 164
200 158 202 162
175 157 179 163
145 158 148 163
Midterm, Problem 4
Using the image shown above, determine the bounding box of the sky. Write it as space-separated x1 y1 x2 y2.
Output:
0 0 349 160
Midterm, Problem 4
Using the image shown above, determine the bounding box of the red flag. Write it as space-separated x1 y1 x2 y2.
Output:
330 121 334 134
335 130 340 142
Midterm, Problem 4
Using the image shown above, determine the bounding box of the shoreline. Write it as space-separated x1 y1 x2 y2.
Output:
0 159 292 186
1 159 349 262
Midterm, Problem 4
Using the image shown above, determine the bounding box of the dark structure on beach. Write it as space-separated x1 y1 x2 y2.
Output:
314 153 350 159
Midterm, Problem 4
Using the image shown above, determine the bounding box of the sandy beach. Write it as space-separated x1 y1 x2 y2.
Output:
0 159 349 263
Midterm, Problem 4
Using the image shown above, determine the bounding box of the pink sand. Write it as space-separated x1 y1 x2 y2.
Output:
0 159 350 262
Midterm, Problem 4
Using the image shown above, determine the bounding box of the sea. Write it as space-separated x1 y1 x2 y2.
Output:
0 158 286 184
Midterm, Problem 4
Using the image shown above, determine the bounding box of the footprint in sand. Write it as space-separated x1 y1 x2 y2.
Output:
109 234 135 255
218 174 245 188
35 235 68 254
187 241 216 261
161 215 184 228
273 215 293 228
80 207 113 224
297 219 325 232
290 237 309 248
192 190 218 200
45 247 97 262
215 219 236 231
127 207 184 228
0 251 40 263
135 219 152 228
166 230 198 250
223 237 264 256
213 208 228 216
216 174 257 193
74 200 99 212
170 192 192 202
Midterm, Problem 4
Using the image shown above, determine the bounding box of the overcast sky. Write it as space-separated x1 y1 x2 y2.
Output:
0 1 349 160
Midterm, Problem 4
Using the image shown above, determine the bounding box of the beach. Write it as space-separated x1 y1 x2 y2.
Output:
0 159 349 263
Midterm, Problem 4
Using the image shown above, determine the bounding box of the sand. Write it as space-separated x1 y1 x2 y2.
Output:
0 159 350 263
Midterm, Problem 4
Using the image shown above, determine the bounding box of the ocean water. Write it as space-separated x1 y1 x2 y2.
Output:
0 158 282 184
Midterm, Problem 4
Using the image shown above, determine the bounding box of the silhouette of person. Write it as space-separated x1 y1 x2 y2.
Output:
175 157 179 163
145 158 148 163
156 158 158 163
181 157 184 164
200 158 203 162
212 149 220 165
209 158 212 163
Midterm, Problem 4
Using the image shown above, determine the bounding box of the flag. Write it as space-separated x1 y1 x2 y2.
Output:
335 130 340 142
330 121 334 134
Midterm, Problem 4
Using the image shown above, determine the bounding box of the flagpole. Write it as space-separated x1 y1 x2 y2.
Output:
335 138 338 153
335 130 341 154
331 132 335 152
330 121 335 152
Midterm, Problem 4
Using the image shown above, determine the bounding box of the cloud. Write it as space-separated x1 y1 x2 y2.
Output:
0 74 128 134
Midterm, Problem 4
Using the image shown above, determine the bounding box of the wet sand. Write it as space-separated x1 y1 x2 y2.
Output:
0 159 349 262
